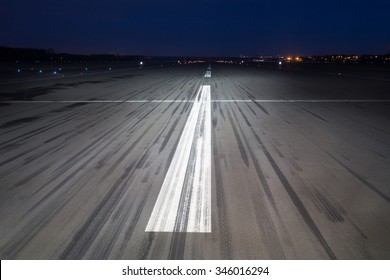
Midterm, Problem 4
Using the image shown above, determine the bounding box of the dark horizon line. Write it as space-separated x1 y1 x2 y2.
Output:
1 45 390 59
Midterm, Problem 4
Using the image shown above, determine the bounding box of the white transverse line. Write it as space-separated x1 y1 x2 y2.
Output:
3 99 390 104
146 85 211 232
0 68 131 85
205 71 211 78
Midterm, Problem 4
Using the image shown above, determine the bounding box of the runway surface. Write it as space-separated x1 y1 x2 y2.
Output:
0 63 389 259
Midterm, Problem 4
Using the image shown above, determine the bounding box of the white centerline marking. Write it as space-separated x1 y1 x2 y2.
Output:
205 71 211 78
146 85 211 233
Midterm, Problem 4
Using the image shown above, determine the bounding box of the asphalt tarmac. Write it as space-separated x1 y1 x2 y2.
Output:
0 63 389 259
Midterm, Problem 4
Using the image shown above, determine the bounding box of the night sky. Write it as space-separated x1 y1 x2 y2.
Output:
1 0 390 57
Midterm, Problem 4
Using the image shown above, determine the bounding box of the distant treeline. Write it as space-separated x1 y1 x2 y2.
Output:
0 46 145 62
1 46 389 63
305 54 390 64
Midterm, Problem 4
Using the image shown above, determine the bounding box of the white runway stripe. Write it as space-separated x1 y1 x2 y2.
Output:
205 71 211 77
145 85 211 232
211 99 390 103
3 99 390 104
